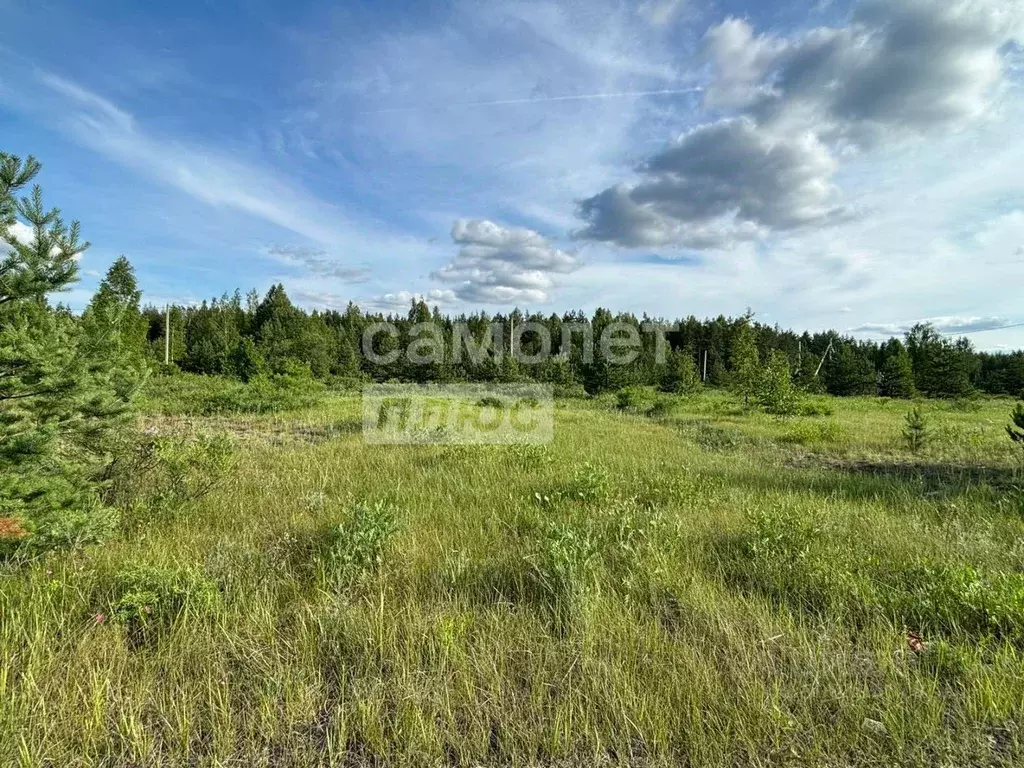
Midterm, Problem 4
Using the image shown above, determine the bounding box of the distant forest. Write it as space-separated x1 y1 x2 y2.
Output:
143 283 1023 399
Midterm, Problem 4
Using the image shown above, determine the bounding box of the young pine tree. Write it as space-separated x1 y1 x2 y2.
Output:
661 347 701 393
903 407 930 454
1 152 134 553
81 255 150 400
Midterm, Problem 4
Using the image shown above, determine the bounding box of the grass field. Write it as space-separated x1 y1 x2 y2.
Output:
3 389 1024 766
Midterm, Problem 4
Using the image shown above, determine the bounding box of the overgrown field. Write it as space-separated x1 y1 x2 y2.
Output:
3 389 1024 767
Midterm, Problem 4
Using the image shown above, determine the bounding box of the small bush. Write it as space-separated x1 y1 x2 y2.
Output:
756 351 800 416
797 399 834 417
143 372 323 416
594 500 673 591
615 386 656 412
553 383 589 399
648 397 676 418
110 566 219 631
0 474 118 559
528 521 600 629
476 396 505 410
562 462 612 503
317 501 399 586
778 420 845 446
884 563 1024 639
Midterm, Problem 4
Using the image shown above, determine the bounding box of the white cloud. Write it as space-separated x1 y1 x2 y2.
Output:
577 0 1022 250
432 219 581 303
708 1 1023 146
2 220 82 260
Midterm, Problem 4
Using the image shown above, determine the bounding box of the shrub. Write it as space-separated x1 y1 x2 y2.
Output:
105 433 235 525
797 399 834 417
528 521 600 629
883 563 1024 639
562 462 612 503
143 372 322 416
778 420 845 446
317 501 399 586
476 396 505 410
0 479 118 560
594 500 673 591
648 397 676 418
553 383 588 399
903 407 930 453
757 350 799 416
110 565 219 632
615 386 656 412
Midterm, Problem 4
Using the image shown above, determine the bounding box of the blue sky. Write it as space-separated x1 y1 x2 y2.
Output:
2 0 1023 348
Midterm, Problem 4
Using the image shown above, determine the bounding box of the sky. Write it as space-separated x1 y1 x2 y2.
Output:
2 0 1023 349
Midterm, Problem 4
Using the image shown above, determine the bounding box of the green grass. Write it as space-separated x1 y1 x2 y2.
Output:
3 389 1024 766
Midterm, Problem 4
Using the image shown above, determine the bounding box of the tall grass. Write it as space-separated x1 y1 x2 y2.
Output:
1 389 1022 766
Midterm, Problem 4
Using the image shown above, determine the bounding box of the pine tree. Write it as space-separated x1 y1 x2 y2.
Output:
0 151 131 553
823 343 877 396
903 407 930 454
879 343 916 398
661 347 701 393
905 324 975 398
81 256 150 400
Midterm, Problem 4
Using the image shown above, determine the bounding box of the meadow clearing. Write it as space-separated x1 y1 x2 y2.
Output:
2 386 1024 767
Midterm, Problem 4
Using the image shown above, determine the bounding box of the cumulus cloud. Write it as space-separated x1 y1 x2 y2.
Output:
707 0 1022 146
850 316 1017 336
577 0 1022 250
268 245 371 282
431 219 581 303
575 119 850 247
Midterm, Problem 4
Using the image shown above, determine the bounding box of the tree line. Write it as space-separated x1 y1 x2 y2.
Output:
143 285 1019 400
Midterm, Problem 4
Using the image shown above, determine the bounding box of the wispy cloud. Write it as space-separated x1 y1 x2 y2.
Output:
267 245 371 282
850 316 1019 336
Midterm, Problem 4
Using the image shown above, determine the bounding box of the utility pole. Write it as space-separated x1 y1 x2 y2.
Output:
797 340 802 373
702 350 708 382
814 339 834 378
509 315 514 359
164 304 171 365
